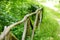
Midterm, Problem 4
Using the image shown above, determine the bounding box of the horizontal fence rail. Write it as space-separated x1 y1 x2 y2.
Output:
0 8 43 40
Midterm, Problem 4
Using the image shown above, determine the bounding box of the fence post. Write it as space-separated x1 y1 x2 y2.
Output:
22 18 28 40
26 18 31 36
4 32 18 40
5 33 11 40
31 9 42 40
4 27 18 40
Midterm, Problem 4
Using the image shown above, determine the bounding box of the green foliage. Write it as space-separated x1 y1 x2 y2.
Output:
55 4 60 10
0 0 60 40
0 0 39 39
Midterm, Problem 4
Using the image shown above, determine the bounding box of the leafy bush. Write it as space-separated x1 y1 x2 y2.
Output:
0 0 39 39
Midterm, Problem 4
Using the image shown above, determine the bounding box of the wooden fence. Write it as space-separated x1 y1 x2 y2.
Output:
0 8 43 40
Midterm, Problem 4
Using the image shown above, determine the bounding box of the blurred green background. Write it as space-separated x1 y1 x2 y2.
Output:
0 0 60 40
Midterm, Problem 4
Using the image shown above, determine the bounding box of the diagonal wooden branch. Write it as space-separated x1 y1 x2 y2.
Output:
31 10 41 40
22 18 28 40
0 9 41 40
31 12 38 40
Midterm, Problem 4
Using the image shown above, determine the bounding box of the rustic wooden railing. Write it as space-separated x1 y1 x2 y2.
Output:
0 8 43 40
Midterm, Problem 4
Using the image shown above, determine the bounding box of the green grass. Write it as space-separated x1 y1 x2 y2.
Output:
55 4 60 10
44 7 60 18
33 6 60 40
